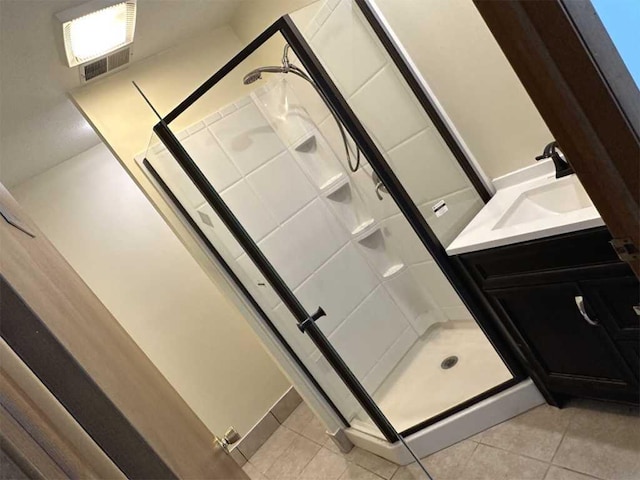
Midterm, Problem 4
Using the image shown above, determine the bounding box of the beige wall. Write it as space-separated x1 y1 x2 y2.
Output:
228 0 323 81
71 26 249 273
67 22 298 439
11 143 290 437
367 0 553 180
230 0 321 45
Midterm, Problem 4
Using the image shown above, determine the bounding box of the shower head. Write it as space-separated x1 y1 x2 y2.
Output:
239 44 362 174
243 43 294 85
243 70 263 85
242 66 288 85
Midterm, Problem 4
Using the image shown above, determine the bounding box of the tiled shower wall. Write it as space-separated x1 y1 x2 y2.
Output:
304 0 485 322
142 77 444 420
140 0 483 422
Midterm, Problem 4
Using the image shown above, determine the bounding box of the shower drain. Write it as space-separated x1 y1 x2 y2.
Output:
441 355 459 369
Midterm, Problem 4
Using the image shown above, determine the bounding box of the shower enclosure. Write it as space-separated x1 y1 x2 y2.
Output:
137 0 535 463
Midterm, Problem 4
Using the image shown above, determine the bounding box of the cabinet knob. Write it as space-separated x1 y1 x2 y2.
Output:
575 296 599 326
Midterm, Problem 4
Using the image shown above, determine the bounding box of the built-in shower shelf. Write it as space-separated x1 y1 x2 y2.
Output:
351 219 378 240
382 263 405 279
319 173 348 195
351 219 376 237
294 133 317 153
354 222 381 243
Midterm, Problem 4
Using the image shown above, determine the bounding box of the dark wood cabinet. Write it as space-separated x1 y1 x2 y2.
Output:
583 276 640 383
490 282 637 402
582 276 640 336
618 340 640 380
458 227 639 405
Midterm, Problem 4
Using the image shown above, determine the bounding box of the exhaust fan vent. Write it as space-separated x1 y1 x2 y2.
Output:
108 47 130 70
83 57 108 81
80 46 131 83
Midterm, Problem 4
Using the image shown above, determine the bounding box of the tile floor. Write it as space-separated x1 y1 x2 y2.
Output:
242 399 640 480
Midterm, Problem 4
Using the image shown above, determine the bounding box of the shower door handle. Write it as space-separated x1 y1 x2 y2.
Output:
298 307 327 333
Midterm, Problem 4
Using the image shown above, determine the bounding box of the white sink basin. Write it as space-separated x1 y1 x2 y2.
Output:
493 175 593 229
446 159 604 255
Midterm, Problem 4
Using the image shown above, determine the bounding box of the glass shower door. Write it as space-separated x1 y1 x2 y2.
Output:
300 0 489 249
140 3 516 454
289 0 518 435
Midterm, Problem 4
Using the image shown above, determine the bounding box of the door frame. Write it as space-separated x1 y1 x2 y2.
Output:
150 12 527 442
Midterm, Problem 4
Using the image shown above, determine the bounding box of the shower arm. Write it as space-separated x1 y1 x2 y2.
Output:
247 43 361 173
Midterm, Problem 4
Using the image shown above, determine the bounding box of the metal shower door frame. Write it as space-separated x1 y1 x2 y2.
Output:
151 13 524 442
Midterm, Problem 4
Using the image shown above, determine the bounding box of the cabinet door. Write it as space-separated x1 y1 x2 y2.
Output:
582 276 640 380
582 276 640 337
489 282 638 402
617 340 640 380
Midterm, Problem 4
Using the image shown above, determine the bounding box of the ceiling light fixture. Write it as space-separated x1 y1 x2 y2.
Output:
56 0 137 67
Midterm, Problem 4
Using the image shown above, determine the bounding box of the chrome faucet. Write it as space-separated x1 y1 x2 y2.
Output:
372 171 388 200
535 141 574 179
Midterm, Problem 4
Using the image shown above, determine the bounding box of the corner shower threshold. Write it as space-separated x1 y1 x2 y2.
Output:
344 379 544 465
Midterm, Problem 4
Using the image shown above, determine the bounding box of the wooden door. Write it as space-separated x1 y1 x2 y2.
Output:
0 183 247 479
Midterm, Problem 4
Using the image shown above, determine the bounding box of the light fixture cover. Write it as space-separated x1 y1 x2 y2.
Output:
56 0 136 67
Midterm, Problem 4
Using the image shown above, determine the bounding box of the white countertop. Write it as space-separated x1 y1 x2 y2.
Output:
446 160 604 255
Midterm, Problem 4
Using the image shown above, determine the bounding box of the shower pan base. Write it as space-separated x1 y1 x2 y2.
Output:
353 322 513 434
345 379 544 465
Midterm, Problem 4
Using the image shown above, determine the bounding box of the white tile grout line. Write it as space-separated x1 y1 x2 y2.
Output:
358 463 397 480
257 428 300 477
472 440 552 465
546 406 609 480
289 443 323 480
548 466 604 480
461 439 480 470
281 406 322 446
549 406 575 466
259 427 338 480
285 411 397 480
416 439 480 480
467 443 554 480
463 405 572 466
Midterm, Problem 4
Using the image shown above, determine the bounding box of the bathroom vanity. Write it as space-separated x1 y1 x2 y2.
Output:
448 160 639 405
